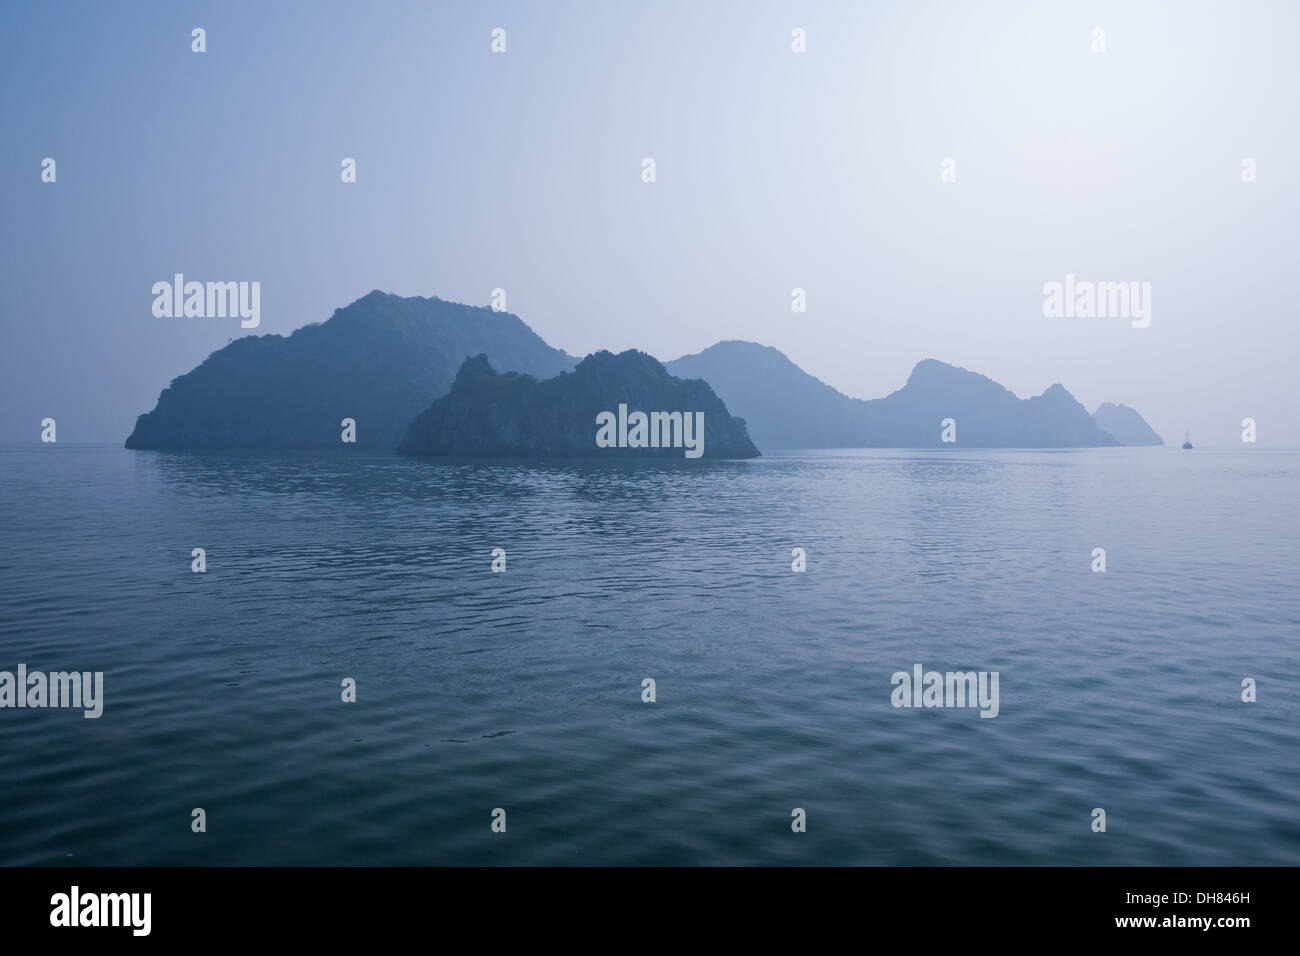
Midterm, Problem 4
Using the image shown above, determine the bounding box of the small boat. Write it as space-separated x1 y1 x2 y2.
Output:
1182 430 1193 450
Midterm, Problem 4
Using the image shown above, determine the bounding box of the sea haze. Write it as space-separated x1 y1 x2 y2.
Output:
0 444 1296 865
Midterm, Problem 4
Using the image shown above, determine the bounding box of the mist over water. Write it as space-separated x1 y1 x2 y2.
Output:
1 444 1296 865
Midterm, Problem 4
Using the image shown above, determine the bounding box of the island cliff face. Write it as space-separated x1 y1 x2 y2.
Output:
125 291 575 451
397 351 761 459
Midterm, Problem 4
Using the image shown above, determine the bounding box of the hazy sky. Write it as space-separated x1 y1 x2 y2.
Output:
3 0 1296 446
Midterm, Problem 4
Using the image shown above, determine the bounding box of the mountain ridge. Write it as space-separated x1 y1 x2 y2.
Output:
668 342 1131 449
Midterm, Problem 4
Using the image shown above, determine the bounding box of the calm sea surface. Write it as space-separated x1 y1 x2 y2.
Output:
1 444 1296 865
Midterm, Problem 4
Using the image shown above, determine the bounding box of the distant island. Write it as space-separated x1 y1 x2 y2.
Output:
125 291 575 451
397 351 760 459
125 291 1164 454
669 342 1145 448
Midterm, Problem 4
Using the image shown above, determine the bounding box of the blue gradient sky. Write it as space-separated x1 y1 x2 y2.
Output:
2 0 1296 445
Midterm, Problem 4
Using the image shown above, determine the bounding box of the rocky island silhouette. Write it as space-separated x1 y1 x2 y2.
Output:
125 291 1164 455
